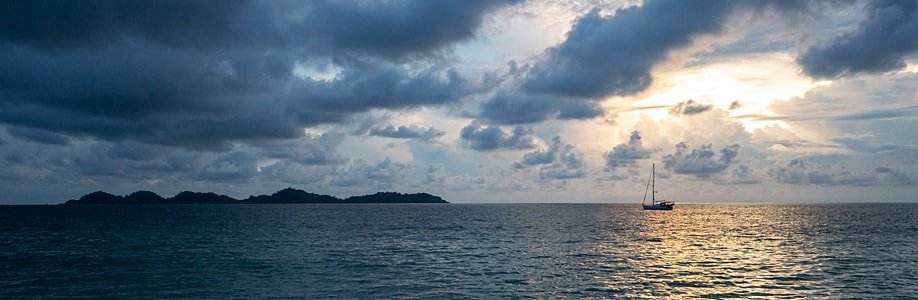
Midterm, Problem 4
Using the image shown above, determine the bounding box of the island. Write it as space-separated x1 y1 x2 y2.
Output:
63 188 448 205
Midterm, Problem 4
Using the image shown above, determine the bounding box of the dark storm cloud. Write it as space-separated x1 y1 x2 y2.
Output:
0 49 472 150
0 43 294 118
304 0 524 60
669 99 713 115
603 131 652 169
459 121 539 151
0 0 521 58
0 102 313 151
478 0 803 124
0 1 273 49
369 124 446 142
799 0 918 78
70 143 204 177
106 141 168 161
295 62 477 113
479 92 603 125
0 137 207 184
513 136 586 180
255 133 348 166
520 1 739 98
662 142 740 177
6 126 71 146
0 0 518 149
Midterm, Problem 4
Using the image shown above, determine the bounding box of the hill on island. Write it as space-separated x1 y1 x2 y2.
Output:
63 188 448 205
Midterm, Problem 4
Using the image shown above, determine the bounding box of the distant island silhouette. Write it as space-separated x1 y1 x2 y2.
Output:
63 188 448 205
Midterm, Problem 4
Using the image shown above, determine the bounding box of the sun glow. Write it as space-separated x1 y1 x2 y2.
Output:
618 53 825 131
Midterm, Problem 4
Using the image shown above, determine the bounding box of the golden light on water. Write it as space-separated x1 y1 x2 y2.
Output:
596 205 836 298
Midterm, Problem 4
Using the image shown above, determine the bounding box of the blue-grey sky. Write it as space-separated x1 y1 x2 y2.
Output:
1 0 917 203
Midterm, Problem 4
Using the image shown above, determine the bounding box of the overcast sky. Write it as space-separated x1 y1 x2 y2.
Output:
2 0 917 204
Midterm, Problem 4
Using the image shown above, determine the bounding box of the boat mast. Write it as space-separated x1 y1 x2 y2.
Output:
643 169 651 204
651 163 655 205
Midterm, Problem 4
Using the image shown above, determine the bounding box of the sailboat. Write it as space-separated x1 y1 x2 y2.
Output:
642 163 674 210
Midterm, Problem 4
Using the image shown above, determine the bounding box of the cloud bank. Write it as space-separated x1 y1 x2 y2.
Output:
662 142 741 177
799 0 918 78
604 131 653 170
514 136 587 180
369 124 446 142
459 121 539 151
0 0 519 149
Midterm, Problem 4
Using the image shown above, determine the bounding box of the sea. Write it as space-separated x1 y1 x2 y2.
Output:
1 203 917 299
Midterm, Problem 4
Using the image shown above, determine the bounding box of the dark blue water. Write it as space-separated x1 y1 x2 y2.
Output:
2 204 917 299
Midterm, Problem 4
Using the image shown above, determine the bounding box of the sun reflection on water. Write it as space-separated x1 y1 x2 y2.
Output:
595 205 851 298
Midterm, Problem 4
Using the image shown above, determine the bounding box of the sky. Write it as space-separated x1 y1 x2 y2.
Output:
1 0 917 204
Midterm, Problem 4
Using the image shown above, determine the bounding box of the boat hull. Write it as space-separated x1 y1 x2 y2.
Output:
642 204 674 210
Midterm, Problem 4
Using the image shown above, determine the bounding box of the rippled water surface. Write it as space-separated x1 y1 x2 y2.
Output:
2 204 917 298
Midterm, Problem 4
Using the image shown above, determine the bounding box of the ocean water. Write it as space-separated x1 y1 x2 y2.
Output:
1 204 917 299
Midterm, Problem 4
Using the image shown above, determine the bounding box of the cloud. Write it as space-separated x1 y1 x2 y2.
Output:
0 1 515 150
514 136 586 180
477 0 739 124
106 141 169 162
476 0 804 124
0 53 481 150
6 126 71 146
669 99 713 115
424 164 448 184
292 63 484 113
459 121 539 151
662 142 740 177
260 156 413 192
369 124 445 142
604 131 652 169
832 104 918 121
735 104 918 123
0 137 209 185
769 157 915 186
874 166 917 185
419 163 493 189
304 0 524 60
830 135 916 154
256 133 348 166
799 0 918 78
520 1 742 98
196 151 260 181
723 164 760 184
330 158 410 188
729 100 742 110
478 92 603 124
0 1 521 59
